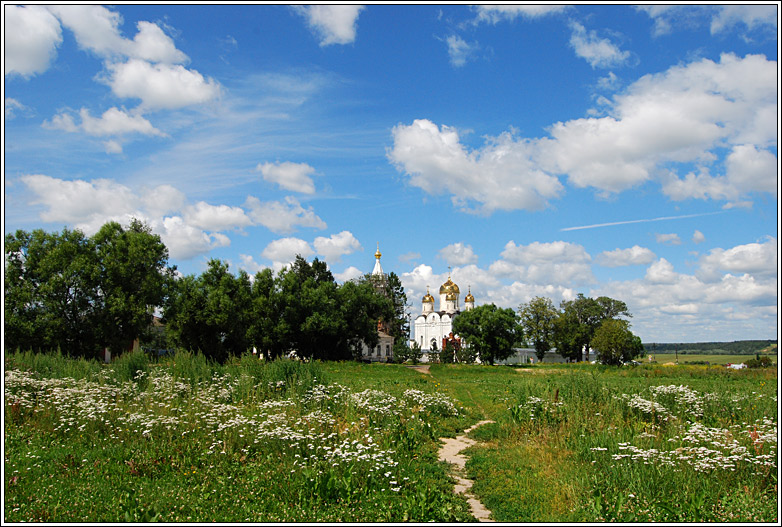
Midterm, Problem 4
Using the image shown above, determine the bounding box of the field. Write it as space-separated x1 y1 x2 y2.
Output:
4 351 778 523
646 353 778 365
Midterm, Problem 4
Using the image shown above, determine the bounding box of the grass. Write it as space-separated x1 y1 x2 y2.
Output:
4 350 778 522
647 352 777 365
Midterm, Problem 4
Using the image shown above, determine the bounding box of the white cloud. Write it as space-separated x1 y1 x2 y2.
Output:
45 107 166 138
4 5 63 78
105 59 221 110
5 98 30 119
313 231 362 262
445 35 479 67
692 230 706 244
438 242 478 266
334 266 364 283
655 233 682 246
141 185 186 217
388 119 563 213
183 201 253 232
158 216 229 260
261 237 314 271
697 237 778 281
21 174 139 233
238 254 269 275
244 196 327 234
129 20 189 64
597 245 656 267
569 22 630 69
709 5 778 35
543 53 777 196
47 5 188 63
725 144 778 194
295 5 364 46
492 240 594 285
645 258 679 284
474 5 568 24
257 161 316 194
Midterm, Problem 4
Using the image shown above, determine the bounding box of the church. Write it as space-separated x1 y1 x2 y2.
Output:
413 272 475 354
359 244 395 362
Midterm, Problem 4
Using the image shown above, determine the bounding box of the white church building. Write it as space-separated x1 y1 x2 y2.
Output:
412 272 475 354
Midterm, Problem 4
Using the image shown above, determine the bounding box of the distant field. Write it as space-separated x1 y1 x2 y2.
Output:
646 353 777 365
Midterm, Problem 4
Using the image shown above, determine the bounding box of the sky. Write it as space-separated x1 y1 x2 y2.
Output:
3 3 779 344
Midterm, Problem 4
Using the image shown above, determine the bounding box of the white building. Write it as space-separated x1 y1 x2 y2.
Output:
359 244 395 362
412 272 475 355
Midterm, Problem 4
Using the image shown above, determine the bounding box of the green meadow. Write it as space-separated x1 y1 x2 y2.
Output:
4 351 777 523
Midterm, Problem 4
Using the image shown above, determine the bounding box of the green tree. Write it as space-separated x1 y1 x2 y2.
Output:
163 259 252 362
4 227 99 356
518 296 557 361
452 304 519 365
92 220 173 355
591 318 642 366
554 294 630 362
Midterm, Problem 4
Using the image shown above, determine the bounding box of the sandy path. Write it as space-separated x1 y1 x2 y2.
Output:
437 420 496 522
406 364 431 375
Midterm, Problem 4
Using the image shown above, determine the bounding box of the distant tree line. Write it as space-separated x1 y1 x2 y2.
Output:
5 221 404 363
518 294 643 365
643 340 777 355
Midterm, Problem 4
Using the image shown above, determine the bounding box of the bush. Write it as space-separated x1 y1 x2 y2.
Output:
744 356 772 368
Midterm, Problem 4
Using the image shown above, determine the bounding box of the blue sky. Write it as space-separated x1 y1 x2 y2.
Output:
4 3 779 343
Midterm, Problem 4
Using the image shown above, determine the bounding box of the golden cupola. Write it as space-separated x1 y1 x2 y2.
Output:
439 277 460 296
422 287 435 304
465 287 474 303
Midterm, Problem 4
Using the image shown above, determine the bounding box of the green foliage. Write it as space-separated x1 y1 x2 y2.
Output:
591 319 643 366
4 221 173 359
518 296 557 361
452 304 519 365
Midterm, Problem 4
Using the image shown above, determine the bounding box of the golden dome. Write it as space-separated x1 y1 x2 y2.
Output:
374 242 381 260
446 292 457 301
422 286 434 304
439 277 460 296
465 287 474 303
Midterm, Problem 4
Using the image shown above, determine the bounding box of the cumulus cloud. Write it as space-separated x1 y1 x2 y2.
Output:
104 59 221 110
257 161 317 194
141 185 186 217
438 242 478 266
445 35 479 67
4 5 63 78
294 5 364 46
44 107 166 139
313 231 362 262
334 266 364 283
697 237 778 281
473 5 568 24
569 22 630 69
261 237 315 271
183 201 253 232
597 245 656 267
655 233 682 246
710 5 778 34
47 5 188 63
692 230 706 244
21 174 139 233
492 240 594 285
388 119 563 213
157 216 229 260
244 196 327 234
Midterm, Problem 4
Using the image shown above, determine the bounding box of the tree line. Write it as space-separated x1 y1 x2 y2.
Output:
424 294 643 366
5 221 407 363
6 220 641 366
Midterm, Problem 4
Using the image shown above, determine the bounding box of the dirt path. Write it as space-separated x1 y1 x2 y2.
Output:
405 364 431 375
437 420 496 522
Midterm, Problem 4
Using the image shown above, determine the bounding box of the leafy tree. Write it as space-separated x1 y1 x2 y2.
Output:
452 304 519 365
4 227 99 356
591 318 642 366
163 259 252 362
518 296 557 361
246 268 286 360
92 220 173 355
554 294 631 362
4 220 173 359
337 279 394 361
